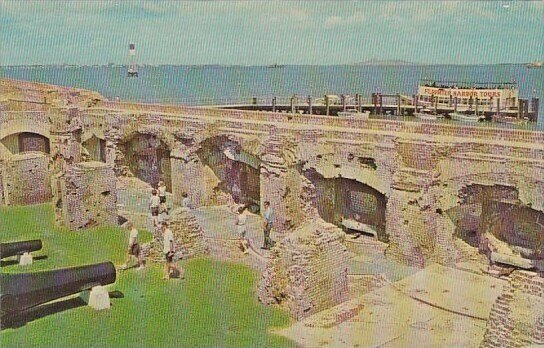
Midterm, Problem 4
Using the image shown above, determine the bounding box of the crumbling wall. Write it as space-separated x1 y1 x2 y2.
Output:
2 152 51 205
258 220 350 320
481 271 544 348
59 161 117 230
144 207 209 262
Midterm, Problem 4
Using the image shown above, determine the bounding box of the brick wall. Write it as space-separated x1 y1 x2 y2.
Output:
258 220 350 320
3 152 51 205
59 161 117 230
481 271 544 347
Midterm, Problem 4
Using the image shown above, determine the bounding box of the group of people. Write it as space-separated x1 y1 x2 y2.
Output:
120 181 184 280
122 183 277 277
121 219 183 280
234 200 275 255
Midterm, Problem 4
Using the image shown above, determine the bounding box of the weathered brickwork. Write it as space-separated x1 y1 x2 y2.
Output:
1 152 52 205
481 271 544 348
258 220 350 320
144 208 209 262
2 81 544 269
58 161 117 230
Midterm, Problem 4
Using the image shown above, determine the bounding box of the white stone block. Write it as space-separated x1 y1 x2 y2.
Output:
80 286 110 310
18 252 33 266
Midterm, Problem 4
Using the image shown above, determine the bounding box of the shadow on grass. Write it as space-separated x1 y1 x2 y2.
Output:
1 255 49 267
1 291 124 330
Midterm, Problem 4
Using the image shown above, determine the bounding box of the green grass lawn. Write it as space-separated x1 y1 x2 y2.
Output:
0 204 295 347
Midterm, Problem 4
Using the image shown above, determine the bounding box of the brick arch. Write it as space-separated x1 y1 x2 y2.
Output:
438 156 544 212
118 125 176 151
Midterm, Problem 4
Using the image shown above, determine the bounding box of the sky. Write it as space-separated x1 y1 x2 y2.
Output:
1 1 543 65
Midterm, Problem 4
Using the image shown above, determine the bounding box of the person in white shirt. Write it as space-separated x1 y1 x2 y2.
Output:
235 206 249 254
182 192 191 209
158 181 168 214
162 222 183 280
149 189 161 228
121 222 144 270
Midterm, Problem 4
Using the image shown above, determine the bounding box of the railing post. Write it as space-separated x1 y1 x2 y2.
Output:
355 93 359 112
290 95 295 114
475 97 479 116
325 95 330 116
357 94 362 112
532 97 539 122
496 98 500 117
341 94 346 112
272 96 277 113
308 95 313 115
396 94 401 115
454 97 458 113
372 93 377 114
414 94 418 113
378 93 383 115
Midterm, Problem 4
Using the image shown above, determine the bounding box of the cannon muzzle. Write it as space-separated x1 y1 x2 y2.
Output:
0 240 43 259
0 261 116 316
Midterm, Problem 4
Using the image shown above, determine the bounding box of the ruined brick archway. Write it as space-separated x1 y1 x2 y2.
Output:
445 183 544 261
0 132 50 155
82 135 106 162
196 135 262 211
302 167 389 242
118 133 172 192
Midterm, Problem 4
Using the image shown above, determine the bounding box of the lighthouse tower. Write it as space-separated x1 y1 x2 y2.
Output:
127 43 138 77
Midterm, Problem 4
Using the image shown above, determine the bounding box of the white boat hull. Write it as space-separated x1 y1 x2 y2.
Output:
414 113 443 121
450 113 482 123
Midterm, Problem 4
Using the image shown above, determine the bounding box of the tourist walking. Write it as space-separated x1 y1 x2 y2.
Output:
149 189 161 228
235 205 249 254
121 222 144 271
158 180 168 214
182 192 191 209
261 201 275 250
162 222 184 280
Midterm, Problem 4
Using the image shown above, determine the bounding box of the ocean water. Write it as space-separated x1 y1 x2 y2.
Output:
1 64 542 122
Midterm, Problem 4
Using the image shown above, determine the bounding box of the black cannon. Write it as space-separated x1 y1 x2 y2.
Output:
0 240 43 259
0 261 116 317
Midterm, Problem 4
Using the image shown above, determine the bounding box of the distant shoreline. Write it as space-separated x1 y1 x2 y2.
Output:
0 63 534 68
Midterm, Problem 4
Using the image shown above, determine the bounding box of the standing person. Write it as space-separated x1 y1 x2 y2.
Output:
235 206 249 254
121 222 144 270
162 222 184 280
182 192 191 209
158 181 168 214
261 201 275 250
149 189 161 228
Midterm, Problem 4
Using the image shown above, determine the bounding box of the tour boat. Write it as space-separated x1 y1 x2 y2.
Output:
449 111 484 123
338 109 370 119
414 108 444 121
492 115 529 125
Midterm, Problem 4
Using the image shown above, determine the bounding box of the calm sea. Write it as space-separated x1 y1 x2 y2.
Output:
1 64 542 123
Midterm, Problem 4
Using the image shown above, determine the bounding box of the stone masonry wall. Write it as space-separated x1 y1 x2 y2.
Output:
144 207 209 262
2 152 51 205
59 161 117 230
258 220 350 320
481 271 544 348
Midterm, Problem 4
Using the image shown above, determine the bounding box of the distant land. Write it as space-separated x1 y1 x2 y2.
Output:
0 62 539 68
353 59 421 66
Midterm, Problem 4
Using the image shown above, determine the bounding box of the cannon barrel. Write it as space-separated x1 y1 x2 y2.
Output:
0 261 116 315
0 240 43 259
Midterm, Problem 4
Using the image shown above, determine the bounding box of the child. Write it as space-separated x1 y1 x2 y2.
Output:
149 189 160 228
121 222 144 270
162 222 184 280
235 206 249 254
182 192 191 209
158 181 168 214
